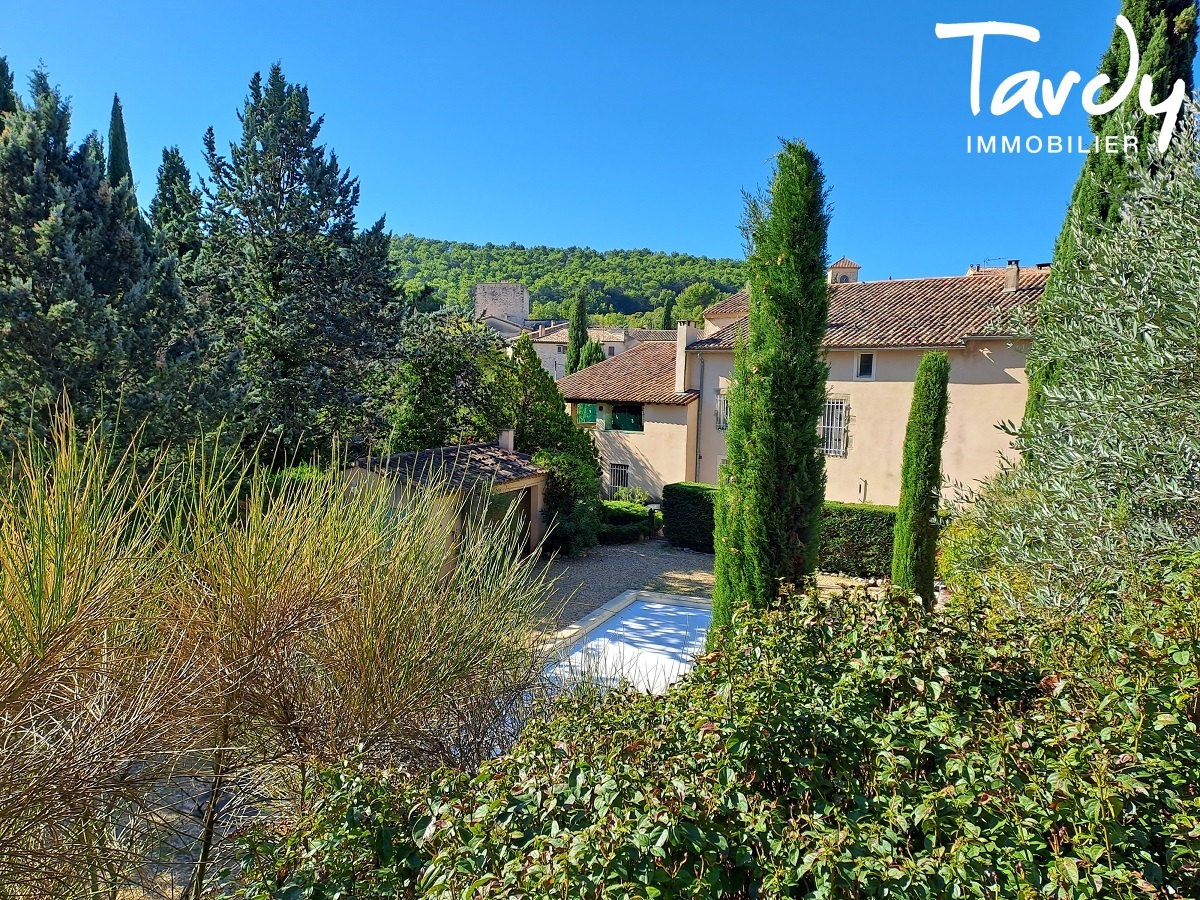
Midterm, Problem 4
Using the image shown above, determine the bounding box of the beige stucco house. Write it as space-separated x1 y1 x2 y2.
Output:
556 260 1049 505
346 429 548 553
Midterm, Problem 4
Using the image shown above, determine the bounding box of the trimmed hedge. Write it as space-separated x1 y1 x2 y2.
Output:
597 500 657 545
663 483 895 578
819 501 896 579
661 482 718 552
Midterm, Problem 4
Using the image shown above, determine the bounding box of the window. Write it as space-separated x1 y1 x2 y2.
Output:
714 392 730 431
820 399 848 457
608 463 630 490
607 346 615 357
611 404 644 432
557 345 565 354
576 402 597 425
855 352 875 380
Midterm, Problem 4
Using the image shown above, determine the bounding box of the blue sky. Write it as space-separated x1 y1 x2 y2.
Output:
2 1 1128 279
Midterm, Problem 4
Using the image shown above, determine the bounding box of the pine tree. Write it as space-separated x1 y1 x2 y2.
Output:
566 288 589 375
660 293 676 331
150 147 203 270
1025 0 1197 420
578 339 605 369
106 94 133 188
891 352 950 607
711 140 831 627
199 64 401 456
0 70 201 449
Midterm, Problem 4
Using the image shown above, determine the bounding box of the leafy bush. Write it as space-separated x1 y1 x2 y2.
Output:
662 481 718 552
535 450 601 555
597 500 654 545
613 485 651 505
231 576 1200 898
820 501 896 578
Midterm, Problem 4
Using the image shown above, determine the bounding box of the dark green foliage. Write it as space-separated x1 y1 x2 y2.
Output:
533 450 601 555
149 146 202 270
892 352 950 604
1026 0 1197 419
597 499 654 544
106 94 133 189
820 501 896 579
566 289 588 375
388 234 744 318
674 280 722 326
659 292 675 330
232 574 1200 898
386 312 513 451
0 58 15 115
578 339 605 370
199 65 402 456
662 481 718 553
0 70 206 449
712 139 830 627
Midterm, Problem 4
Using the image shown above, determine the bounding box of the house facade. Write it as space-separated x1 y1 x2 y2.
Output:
530 325 677 380
555 260 1049 505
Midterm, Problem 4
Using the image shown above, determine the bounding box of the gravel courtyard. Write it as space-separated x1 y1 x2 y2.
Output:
543 541 714 628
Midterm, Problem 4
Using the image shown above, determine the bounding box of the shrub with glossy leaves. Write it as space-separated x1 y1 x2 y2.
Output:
231 570 1200 899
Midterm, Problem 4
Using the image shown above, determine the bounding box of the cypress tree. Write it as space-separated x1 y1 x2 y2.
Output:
0 57 15 115
106 94 133 188
0 71 201 449
711 139 831 627
660 293 676 331
578 339 605 369
1025 0 1197 420
891 351 951 607
566 288 588 374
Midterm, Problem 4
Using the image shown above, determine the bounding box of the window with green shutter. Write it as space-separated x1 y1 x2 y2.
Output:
576 403 598 425
611 404 644 432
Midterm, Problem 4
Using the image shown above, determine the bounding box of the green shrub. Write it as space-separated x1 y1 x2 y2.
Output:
597 500 654 545
232 577 1200 898
662 481 717 552
820 501 896 578
613 485 651 505
533 450 601 555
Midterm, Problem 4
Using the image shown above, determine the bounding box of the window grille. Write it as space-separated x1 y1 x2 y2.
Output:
608 463 630 490
820 399 849 457
714 392 730 431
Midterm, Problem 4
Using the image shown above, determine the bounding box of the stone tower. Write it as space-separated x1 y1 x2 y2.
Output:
827 257 861 284
474 281 530 322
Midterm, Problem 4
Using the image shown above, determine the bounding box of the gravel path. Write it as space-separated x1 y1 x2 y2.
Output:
542 541 715 628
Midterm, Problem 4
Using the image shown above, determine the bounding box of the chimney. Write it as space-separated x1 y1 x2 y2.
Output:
498 428 515 452
1004 260 1020 293
675 322 699 393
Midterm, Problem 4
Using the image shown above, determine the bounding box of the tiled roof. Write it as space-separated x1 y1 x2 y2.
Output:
531 325 626 343
628 329 678 342
702 289 749 319
829 256 861 269
689 268 1048 351
556 341 697 406
350 443 544 491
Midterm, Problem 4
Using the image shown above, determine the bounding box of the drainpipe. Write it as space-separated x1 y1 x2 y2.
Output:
694 353 705 477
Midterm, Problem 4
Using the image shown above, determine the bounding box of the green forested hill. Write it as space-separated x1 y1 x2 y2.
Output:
389 234 745 321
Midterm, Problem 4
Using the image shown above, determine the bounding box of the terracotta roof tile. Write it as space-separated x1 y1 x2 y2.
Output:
829 256 861 269
531 325 626 343
628 329 678 342
556 341 697 405
702 289 749 319
689 268 1048 351
351 444 543 491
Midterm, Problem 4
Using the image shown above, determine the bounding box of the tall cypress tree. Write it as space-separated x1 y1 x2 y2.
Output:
711 140 831 627
0 57 15 114
1025 0 1197 420
578 339 605 369
566 288 588 375
0 70 201 448
891 351 951 607
106 94 133 188
660 293 676 331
